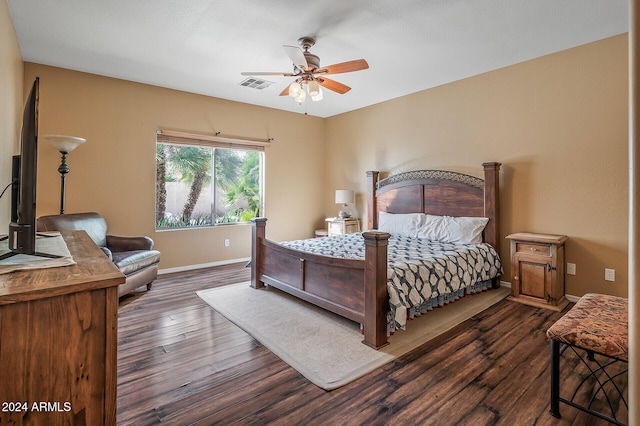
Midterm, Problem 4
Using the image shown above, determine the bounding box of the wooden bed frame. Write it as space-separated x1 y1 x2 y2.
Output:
251 162 501 349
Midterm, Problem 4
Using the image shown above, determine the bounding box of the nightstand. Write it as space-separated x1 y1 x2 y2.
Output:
506 232 569 311
326 218 360 236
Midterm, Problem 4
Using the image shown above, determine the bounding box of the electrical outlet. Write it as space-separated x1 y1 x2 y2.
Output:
224 239 230 247
605 268 615 282
566 263 576 275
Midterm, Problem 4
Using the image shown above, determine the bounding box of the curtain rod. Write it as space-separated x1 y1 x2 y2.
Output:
157 130 273 147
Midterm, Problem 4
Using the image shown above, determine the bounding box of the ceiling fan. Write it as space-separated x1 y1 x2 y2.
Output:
241 36 369 104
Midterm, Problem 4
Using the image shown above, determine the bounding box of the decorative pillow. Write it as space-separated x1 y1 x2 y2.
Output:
417 214 489 244
378 212 426 238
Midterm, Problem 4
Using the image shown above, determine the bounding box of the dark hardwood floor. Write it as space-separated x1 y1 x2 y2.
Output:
116 263 627 425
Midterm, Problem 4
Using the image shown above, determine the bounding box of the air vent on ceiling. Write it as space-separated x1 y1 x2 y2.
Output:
238 77 274 90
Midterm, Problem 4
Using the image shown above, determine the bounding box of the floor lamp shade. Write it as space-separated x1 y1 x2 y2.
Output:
45 135 86 153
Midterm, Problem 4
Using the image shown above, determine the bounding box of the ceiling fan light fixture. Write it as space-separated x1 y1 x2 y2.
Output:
294 89 307 104
311 86 323 102
288 81 302 98
307 80 320 97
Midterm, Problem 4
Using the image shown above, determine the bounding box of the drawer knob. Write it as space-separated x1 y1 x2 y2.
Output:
513 276 519 281
529 247 537 252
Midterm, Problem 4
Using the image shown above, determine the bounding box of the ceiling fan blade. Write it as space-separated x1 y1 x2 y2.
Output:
316 77 351 94
283 45 308 72
279 85 291 96
240 71 296 76
315 59 369 75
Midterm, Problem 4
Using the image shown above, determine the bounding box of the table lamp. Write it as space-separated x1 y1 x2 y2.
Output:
335 189 355 218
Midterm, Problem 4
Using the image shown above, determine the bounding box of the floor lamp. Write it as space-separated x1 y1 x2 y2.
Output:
44 135 86 214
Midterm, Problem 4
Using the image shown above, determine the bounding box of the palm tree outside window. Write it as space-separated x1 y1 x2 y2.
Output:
155 139 264 230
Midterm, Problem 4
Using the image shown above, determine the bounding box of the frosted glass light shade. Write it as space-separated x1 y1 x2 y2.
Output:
288 81 302 98
310 86 323 101
294 89 307 104
335 189 355 204
44 135 86 153
307 80 320 97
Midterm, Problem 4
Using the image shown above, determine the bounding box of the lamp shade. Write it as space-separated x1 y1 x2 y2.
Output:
307 80 320 97
335 189 355 204
294 88 307 104
310 86 323 102
288 81 302 98
44 135 86 153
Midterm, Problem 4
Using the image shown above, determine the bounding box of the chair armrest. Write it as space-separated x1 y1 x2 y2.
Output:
101 246 113 260
106 235 154 252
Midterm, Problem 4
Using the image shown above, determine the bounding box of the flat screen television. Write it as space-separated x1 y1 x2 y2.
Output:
0 77 57 261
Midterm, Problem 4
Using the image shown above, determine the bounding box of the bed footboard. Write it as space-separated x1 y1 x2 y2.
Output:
251 218 390 349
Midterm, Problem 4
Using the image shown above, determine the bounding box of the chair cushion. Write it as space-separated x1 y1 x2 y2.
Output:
546 293 628 361
111 250 161 276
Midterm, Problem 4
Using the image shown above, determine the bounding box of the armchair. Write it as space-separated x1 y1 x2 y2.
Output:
36 212 161 297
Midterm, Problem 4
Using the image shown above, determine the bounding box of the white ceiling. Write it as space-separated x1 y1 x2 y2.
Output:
7 0 629 118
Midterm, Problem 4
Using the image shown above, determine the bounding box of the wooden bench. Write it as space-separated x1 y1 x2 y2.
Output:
546 293 628 425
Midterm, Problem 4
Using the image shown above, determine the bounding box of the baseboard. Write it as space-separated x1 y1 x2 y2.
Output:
564 293 580 303
500 280 580 303
159 257 251 275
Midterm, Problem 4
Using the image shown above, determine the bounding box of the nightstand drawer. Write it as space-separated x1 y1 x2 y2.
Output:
328 222 344 235
325 218 360 236
344 223 359 233
515 242 551 257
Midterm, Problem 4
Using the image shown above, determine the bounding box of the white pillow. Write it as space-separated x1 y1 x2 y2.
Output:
417 214 489 244
378 212 425 238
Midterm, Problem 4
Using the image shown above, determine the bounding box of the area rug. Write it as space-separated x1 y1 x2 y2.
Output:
197 283 509 390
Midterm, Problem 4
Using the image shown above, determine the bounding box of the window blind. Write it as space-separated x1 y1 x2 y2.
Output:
156 130 271 152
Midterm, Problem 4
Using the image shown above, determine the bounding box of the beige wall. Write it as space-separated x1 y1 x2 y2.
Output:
326 34 629 298
23 64 326 271
0 1 23 227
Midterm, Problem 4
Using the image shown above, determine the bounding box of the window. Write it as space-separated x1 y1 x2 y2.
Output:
155 131 266 230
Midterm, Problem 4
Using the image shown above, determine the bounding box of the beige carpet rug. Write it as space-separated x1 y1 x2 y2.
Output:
197 283 509 390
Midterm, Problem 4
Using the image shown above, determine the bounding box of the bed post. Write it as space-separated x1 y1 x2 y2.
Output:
250 218 267 289
482 162 501 288
367 171 380 230
362 231 391 349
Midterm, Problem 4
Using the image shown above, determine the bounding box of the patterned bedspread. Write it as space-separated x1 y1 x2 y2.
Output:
281 233 503 332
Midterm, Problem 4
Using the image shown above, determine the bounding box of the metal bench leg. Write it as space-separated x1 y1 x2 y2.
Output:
550 339 561 418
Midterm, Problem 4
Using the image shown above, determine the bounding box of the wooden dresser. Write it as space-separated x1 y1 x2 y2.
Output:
0 230 124 425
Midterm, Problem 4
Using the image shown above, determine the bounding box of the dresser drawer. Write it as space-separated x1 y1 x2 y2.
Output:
515 242 551 256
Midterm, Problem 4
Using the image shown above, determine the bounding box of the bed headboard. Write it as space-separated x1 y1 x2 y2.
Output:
366 162 501 251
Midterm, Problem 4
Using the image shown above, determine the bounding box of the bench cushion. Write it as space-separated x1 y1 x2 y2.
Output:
546 293 628 361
